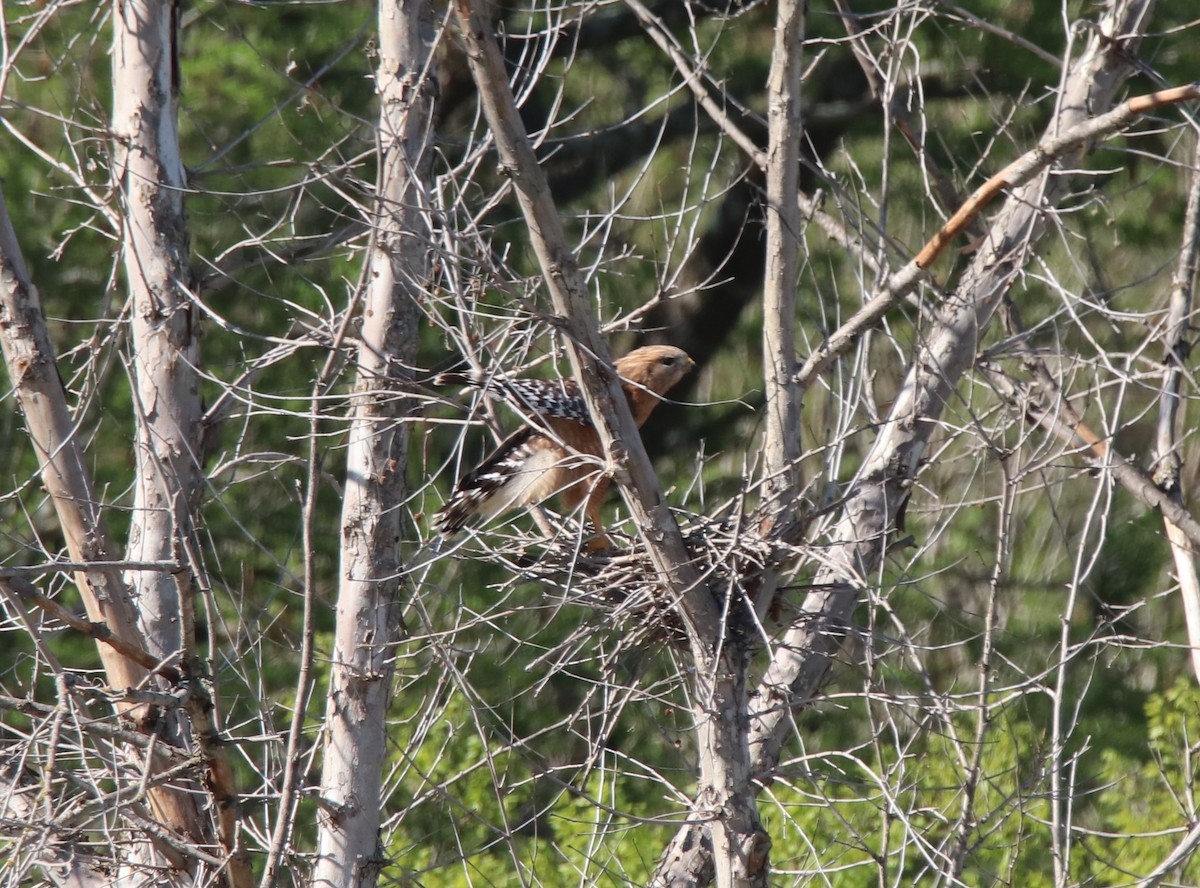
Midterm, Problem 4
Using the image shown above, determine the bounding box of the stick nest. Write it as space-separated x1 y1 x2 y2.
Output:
483 511 790 650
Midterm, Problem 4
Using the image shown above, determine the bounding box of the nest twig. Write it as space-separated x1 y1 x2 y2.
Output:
496 510 797 651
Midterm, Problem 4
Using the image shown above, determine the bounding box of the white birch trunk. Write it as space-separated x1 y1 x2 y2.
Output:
313 2 434 885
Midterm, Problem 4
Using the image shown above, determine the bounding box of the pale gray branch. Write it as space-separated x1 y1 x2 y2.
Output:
112 0 240 873
0 187 148 696
311 1 436 887
1153 135 1200 685
794 81 1200 394
451 3 781 885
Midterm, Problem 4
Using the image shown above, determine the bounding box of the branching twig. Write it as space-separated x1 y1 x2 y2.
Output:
0 576 171 679
749 0 1155 788
984 290 1200 553
259 287 360 888
624 0 881 280
452 3 780 883
794 82 1200 393
978 359 1200 546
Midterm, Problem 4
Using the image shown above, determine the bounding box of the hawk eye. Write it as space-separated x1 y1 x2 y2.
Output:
659 355 675 366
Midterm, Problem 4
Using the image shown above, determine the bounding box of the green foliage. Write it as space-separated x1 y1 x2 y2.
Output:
1079 679 1200 883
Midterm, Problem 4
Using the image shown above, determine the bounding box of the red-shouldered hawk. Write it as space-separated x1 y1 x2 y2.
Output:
434 345 693 547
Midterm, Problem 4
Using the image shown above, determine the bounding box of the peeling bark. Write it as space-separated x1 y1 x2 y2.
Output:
114 0 202 663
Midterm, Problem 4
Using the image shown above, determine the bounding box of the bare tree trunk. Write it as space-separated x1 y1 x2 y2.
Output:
653 1 1156 884
312 2 435 886
0 199 147 699
673 2 809 884
112 0 212 864
0 192 206 885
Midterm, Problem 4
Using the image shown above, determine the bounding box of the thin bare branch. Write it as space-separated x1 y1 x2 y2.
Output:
980 359 1200 550
450 0 708 627
451 3 779 884
0 576 168 677
794 81 1200 394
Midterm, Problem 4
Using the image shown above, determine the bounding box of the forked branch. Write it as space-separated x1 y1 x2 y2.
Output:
794 81 1200 393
